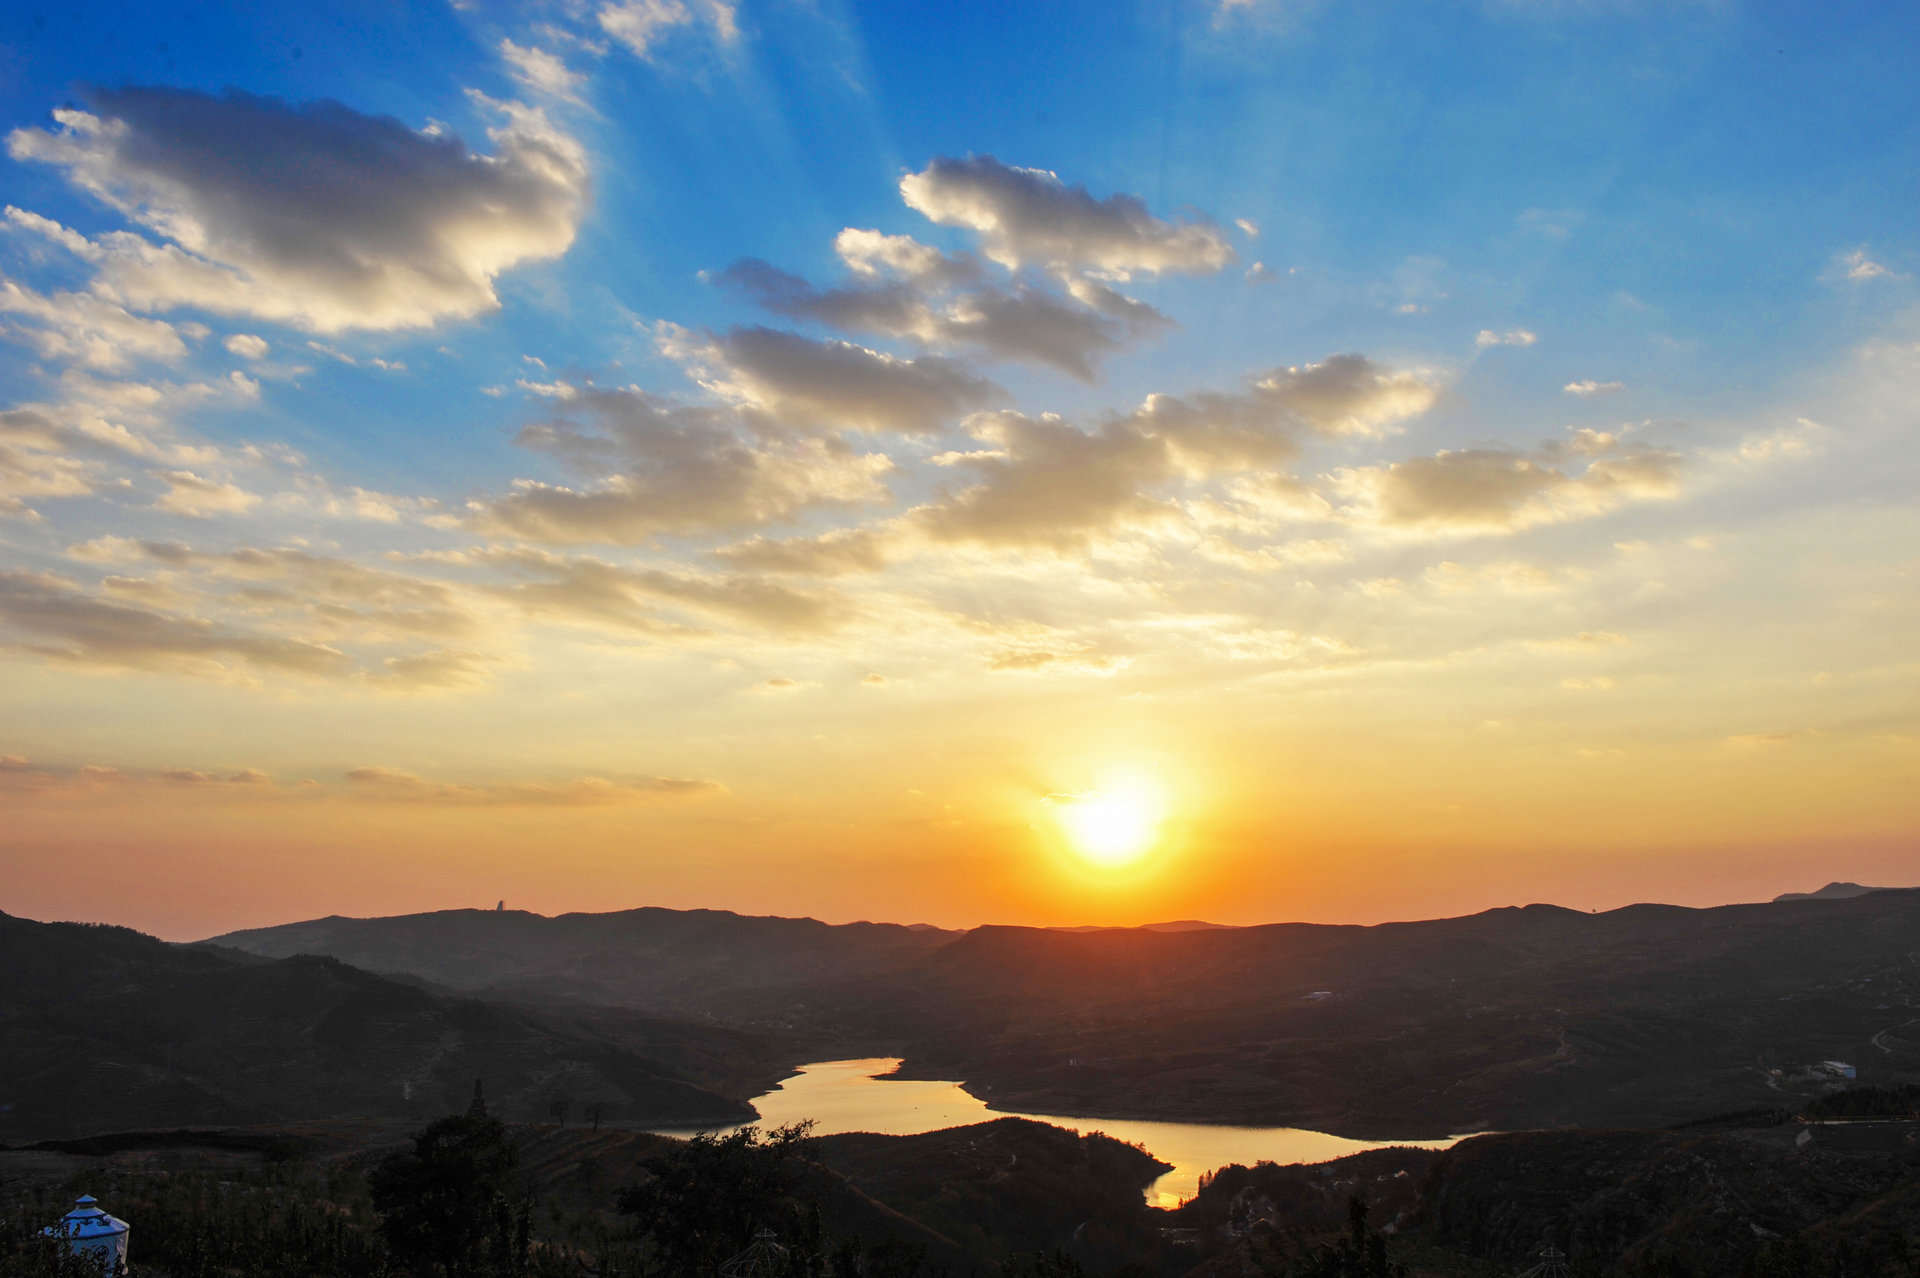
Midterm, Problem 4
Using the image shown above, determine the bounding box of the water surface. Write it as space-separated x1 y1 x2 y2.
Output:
662 1058 1456 1206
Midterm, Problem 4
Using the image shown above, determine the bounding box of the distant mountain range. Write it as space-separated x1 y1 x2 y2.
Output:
1773 881 1890 901
205 889 1920 1139
208 906 956 1018
1050 920 1238 933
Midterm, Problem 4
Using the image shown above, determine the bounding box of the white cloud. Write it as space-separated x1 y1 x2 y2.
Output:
597 0 737 58
224 333 269 359
472 546 842 633
909 355 1442 551
1838 249 1894 281
152 469 261 517
657 324 1000 434
0 408 93 517
1337 440 1683 533
0 280 189 370
500 39 586 100
1475 328 1538 348
899 156 1234 277
1564 379 1624 397
7 88 589 332
469 385 894 544
0 569 348 676
719 249 1170 381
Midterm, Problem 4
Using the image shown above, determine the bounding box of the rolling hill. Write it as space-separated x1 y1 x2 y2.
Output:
208 891 1920 1138
0 910 775 1142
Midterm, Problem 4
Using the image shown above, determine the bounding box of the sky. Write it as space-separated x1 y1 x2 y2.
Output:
0 0 1915 941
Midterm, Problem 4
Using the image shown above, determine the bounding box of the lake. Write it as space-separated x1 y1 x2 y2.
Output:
659 1057 1458 1207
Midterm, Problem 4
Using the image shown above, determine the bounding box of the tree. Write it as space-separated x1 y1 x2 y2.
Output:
616 1122 814 1277
1261 1198 1406 1278
547 1098 570 1127
371 1111 523 1277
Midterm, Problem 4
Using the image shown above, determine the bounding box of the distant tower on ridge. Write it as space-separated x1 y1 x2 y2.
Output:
496 900 504 912
468 1079 488 1117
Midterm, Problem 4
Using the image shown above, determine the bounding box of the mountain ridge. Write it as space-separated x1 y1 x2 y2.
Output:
205 891 1920 1137
0 908 782 1143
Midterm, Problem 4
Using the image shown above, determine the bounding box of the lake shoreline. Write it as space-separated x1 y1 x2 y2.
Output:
660 1057 1461 1207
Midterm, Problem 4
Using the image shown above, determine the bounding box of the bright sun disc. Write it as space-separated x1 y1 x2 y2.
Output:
1057 782 1165 867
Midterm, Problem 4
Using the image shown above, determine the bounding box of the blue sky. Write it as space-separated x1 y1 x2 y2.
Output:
0 0 1915 936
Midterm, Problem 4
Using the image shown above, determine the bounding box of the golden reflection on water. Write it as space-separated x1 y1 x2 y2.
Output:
663 1057 1458 1208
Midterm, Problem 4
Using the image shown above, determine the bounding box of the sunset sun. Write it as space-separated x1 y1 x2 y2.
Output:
1054 776 1168 868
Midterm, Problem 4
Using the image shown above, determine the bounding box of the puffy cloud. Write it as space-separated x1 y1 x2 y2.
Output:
0 569 349 675
7 88 588 331
659 324 999 434
224 333 269 359
1475 328 1538 348
899 156 1234 277
712 528 894 576
835 229 974 284
152 469 260 517
66 538 479 641
597 0 737 58
474 546 843 634
469 385 894 544
913 355 1442 550
0 280 189 370
718 242 1171 381
500 39 586 100
0 408 93 517
918 410 1179 549
1339 441 1683 532
1242 354 1442 437
210 546 475 638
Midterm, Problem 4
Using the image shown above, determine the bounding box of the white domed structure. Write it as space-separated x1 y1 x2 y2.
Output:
45 1196 129 1274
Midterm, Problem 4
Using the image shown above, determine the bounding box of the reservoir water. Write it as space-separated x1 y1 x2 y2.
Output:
661 1058 1458 1207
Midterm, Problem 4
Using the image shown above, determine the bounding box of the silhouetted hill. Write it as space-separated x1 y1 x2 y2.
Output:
0 910 764 1142
207 906 957 1019
878 891 1920 1134
811 1116 1170 1266
1774 881 1891 901
1417 1121 1920 1276
202 892 1920 1138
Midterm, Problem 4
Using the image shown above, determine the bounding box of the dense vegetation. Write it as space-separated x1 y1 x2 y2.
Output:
0 1118 949 1278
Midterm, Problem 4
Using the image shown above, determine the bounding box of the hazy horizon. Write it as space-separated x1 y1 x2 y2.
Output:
0 875 1903 947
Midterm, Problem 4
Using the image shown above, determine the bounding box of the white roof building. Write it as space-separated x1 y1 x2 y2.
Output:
45 1196 129 1274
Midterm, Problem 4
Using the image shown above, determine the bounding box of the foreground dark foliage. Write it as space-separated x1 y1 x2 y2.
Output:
371 1113 526 1277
